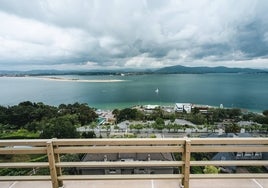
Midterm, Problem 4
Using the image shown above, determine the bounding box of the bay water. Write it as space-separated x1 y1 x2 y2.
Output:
0 73 267 112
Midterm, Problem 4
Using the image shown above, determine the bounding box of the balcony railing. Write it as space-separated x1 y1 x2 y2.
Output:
0 138 268 188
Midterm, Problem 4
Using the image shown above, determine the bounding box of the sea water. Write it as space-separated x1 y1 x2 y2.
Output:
0 73 267 111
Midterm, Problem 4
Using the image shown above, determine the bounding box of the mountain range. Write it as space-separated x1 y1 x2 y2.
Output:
0 65 267 76
155 65 267 74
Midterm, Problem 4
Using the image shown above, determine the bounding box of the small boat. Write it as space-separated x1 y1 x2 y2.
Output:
155 88 159 94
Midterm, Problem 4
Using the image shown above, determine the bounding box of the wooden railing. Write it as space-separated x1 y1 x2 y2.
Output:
0 138 268 188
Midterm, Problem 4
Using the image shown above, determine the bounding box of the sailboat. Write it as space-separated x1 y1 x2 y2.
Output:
155 88 159 94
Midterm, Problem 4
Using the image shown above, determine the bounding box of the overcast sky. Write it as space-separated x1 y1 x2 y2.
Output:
0 0 268 70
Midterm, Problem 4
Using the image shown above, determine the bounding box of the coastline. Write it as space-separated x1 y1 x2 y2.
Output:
0 76 126 83
39 76 126 83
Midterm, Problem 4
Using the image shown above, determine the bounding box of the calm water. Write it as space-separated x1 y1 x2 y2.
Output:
0 73 267 111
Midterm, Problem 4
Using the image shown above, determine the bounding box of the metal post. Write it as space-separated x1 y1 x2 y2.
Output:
181 138 191 188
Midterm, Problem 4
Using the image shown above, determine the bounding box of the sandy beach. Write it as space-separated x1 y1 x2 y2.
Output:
0 76 126 83
37 76 126 83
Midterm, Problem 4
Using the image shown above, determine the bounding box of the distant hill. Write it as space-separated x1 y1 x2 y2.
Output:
0 70 70 76
1 65 267 76
155 65 267 74
0 69 154 76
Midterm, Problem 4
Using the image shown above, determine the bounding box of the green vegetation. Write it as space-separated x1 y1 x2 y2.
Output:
203 165 220 174
0 101 98 175
0 154 48 176
1 101 267 139
117 108 144 122
1 101 268 177
152 117 165 130
81 131 96 138
224 124 241 133
0 129 39 139
263 110 268 116
0 101 97 139
247 166 267 173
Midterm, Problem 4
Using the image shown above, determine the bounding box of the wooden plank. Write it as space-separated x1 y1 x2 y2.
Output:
56 161 184 168
0 162 49 168
54 146 183 154
58 174 183 180
0 139 48 146
52 139 63 187
190 160 268 166
1 138 267 146
190 138 268 145
46 141 59 188
190 173 268 179
182 139 191 188
0 147 47 154
0 176 51 181
53 138 185 146
191 146 268 153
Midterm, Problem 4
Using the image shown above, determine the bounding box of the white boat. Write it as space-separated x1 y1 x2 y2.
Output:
155 88 159 93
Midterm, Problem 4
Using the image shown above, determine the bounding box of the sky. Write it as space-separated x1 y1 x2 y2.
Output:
0 0 268 71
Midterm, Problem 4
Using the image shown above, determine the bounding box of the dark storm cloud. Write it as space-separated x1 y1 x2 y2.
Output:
235 22 268 58
0 0 268 70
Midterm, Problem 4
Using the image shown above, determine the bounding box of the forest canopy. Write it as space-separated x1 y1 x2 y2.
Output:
0 101 97 139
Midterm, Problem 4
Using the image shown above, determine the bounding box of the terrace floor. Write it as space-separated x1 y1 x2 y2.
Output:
1 179 268 188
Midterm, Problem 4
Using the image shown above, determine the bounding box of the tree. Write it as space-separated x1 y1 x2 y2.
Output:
203 165 219 174
170 114 176 123
225 124 240 133
7 103 36 128
192 107 200 115
227 108 242 119
148 108 164 120
263 110 268 117
0 106 8 125
155 117 165 125
1 101 58 130
81 131 96 138
117 108 140 122
166 122 173 132
40 116 79 138
89 122 98 130
130 124 144 133
25 121 40 132
58 103 97 126
187 113 206 125
112 109 120 124
152 117 165 130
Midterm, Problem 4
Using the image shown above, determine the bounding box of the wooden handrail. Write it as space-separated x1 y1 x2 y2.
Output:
0 138 268 188
56 161 184 168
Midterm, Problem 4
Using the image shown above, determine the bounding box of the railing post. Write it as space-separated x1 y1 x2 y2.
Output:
52 139 63 187
47 140 62 188
181 138 191 188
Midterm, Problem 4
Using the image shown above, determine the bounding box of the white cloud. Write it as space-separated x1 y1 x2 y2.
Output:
0 0 268 70
125 53 165 69
0 11 98 62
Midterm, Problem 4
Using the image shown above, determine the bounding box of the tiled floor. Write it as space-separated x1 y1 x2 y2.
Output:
1 179 267 188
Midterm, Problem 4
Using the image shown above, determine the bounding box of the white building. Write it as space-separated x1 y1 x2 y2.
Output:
174 103 192 113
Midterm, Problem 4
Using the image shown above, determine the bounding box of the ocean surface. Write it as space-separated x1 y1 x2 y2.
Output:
0 73 267 112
